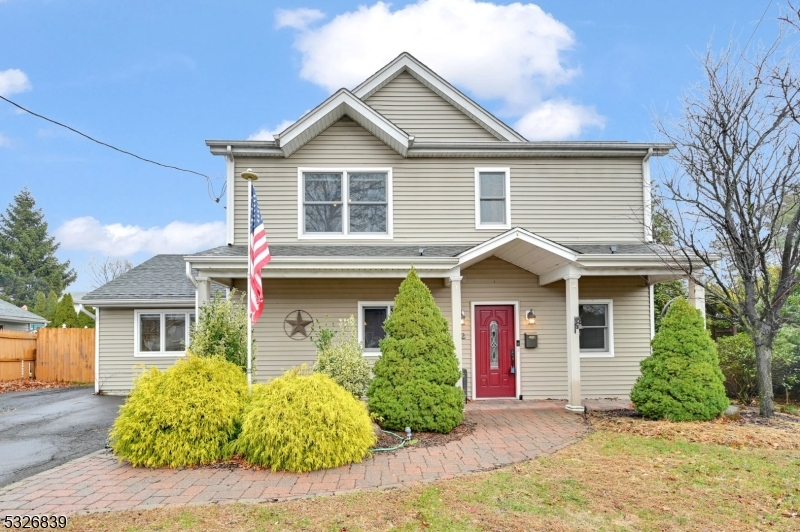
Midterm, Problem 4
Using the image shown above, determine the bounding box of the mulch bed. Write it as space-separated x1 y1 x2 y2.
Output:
374 418 477 451
590 406 800 450
0 379 73 394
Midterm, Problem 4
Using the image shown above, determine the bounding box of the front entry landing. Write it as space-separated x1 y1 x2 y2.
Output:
475 305 517 398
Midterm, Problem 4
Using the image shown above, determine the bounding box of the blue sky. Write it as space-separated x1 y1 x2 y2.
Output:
0 0 778 291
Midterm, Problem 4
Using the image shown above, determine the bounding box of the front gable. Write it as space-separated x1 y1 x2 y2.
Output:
365 71 500 142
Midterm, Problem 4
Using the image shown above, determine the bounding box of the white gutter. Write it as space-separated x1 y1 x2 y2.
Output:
226 145 235 245
643 147 654 242
185 261 198 288
186 261 199 319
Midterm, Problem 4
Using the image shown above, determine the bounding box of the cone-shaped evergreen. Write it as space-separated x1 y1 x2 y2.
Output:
50 293 78 328
367 268 464 433
631 297 728 421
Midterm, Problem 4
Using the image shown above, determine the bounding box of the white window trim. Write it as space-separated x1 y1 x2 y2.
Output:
474 167 511 230
133 309 195 358
578 299 615 358
357 301 394 356
297 167 393 240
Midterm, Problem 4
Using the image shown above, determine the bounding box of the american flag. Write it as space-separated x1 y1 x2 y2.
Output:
249 184 271 324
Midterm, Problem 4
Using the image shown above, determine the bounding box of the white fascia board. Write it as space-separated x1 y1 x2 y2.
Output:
225 147 235 245
274 89 410 157
408 142 673 158
353 52 526 142
576 254 690 269
82 299 195 308
206 141 283 157
458 227 578 268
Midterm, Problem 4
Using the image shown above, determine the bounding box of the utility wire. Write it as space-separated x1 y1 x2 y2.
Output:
734 0 774 68
0 94 226 204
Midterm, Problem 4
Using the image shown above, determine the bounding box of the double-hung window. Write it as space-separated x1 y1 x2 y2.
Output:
475 168 511 229
300 169 392 237
135 310 195 357
578 300 614 357
358 302 394 353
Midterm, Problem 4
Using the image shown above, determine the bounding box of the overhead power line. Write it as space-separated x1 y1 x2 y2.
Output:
0 94 226 204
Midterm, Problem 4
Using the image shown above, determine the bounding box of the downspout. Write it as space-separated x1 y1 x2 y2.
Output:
186 261 199 317
226 146 235 245
642 147 654 243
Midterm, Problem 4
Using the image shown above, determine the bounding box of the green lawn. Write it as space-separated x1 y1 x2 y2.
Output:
68 422 800 532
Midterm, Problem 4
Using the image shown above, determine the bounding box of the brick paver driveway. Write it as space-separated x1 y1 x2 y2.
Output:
0 400 592 517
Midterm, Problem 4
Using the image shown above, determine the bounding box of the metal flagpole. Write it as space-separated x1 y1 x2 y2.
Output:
246 180 253 392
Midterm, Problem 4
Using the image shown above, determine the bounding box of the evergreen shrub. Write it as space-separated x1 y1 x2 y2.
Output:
716 333 758 404
109 355 246 468
189 290 254 374
313 316 371 397
367 268 464 433
232 368 375 472
631 297 728 421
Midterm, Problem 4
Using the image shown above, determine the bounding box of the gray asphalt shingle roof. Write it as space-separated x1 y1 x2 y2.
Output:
83 255 200 302
0 299 47 324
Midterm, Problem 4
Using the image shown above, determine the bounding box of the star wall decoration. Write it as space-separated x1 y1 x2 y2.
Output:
284 310 313 340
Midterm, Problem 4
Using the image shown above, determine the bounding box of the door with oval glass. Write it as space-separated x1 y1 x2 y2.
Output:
475 305 516 398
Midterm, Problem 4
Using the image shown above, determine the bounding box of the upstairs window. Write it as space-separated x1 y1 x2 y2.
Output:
300 169 392 238
475 168 511 229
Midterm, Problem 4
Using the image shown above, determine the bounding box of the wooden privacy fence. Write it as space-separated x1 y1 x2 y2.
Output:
0 330 37 381
0 328 95 382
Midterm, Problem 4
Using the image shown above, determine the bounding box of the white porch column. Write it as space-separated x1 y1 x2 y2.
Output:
687 278 706 324
196 277 212 308
565 274 584 412
449 275 464 387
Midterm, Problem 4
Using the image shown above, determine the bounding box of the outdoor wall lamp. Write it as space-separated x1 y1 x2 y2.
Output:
460 310 465 325
527 309 536 325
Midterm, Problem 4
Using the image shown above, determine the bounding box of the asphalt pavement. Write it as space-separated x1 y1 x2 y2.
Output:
0 387 124 487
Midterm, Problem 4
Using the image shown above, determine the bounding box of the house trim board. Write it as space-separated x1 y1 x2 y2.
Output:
470 300 520 401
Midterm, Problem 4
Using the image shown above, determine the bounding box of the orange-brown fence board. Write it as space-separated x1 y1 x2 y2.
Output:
0 330 37 381
35 328 95 383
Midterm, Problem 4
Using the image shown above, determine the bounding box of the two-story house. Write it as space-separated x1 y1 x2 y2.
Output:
84 53 698 411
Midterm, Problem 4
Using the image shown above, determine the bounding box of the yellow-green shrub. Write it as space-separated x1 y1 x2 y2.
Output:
232 368 376 472
109 354 247 468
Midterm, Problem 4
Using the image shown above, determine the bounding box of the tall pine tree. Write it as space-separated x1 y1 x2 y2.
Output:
0 188 76 307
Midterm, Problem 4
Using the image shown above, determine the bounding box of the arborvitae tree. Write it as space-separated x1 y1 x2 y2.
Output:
0 188 76 307
76 305 95 328
50 293 78 328
631 297 728 421
367 268 464 433
32 290 58 322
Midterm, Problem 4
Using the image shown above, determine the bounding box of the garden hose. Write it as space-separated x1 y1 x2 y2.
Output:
371 430 408 452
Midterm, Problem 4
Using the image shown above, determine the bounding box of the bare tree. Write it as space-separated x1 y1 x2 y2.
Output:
654 15 800 417
87 256 133 288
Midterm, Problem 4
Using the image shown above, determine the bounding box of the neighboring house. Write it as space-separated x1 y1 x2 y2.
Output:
85 53 700 410
0 299 48 331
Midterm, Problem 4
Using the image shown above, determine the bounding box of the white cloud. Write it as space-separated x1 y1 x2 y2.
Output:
514 100 606 141
275 7 325 30
0 132 9 147
278 0 605 139
55 217 225 256
248 119 296 141
0 68 32 96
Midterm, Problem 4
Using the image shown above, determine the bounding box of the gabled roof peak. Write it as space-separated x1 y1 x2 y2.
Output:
352 52 527 143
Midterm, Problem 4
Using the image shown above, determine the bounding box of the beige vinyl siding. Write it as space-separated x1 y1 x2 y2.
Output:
232 117 646 246
232 277 451 382
365 71 500 142
96 307 191 395
460 258 650 400
579 276 651 399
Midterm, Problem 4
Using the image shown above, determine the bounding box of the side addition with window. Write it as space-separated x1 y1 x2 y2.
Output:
135 310 195 357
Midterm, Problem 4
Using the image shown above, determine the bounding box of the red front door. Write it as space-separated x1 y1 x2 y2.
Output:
475 305 517 398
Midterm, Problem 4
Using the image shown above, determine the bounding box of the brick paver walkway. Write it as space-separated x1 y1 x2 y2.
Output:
0 401 591 517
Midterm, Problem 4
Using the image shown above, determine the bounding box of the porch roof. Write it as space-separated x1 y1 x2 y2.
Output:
188 229 689 284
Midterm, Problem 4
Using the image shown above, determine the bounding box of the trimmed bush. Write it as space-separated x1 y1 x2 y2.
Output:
367 268 464 433
189 290 255 374
231 368 376 472
109 355 247 468
313 316 371 397
631 297 728 421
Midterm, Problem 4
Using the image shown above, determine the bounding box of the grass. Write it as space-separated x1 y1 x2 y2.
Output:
66 419 800 532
